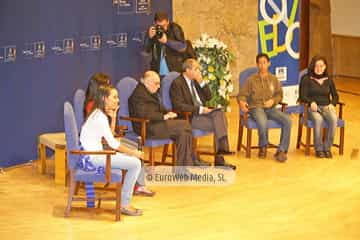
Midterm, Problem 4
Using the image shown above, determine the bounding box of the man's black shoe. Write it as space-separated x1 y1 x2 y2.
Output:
214 155 236 170
215 162 237 170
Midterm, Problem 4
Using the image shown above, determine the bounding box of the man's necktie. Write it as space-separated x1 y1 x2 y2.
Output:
190 81 202 107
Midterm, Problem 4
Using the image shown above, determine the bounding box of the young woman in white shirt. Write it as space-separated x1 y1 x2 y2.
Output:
80 84 144 216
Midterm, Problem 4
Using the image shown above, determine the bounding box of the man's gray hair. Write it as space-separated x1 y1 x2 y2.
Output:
182 58 197 72
142 70 159 84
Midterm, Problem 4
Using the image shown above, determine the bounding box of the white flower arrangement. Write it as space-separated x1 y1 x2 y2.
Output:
193 34 234 111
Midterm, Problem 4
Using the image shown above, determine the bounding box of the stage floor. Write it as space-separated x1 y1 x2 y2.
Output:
1 78 360 240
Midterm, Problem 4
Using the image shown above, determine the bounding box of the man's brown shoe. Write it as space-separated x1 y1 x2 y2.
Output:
274 151 287 162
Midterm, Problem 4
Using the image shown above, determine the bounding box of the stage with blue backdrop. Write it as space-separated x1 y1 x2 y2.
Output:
0 0 172 167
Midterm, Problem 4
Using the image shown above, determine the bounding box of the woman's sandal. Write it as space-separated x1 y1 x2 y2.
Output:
121 207 143 216
134 188 156 197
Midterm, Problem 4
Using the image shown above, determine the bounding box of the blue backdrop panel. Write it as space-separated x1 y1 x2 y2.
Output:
257 0 300 86
0 0 172 167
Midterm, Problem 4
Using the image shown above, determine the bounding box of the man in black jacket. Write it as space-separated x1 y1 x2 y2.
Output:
170 59 236 170
145 11 187 76
129 71 208 166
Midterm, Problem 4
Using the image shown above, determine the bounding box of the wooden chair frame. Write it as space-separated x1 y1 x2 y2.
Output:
296 102 345 155
237 103 287 158
65 149 125 221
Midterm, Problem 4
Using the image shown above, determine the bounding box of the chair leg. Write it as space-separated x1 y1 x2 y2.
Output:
237 121 243 151
339 127 345 155
115 183 122 221
161 144 169 163
192 138 199 160
246 128 252 158
212 135 218 163
121 170 126 184
296 119 302 149
172 144 176 166
149 148 154 166
65 176 76 217
74 182 80 195
305 128 311 156
213 135 217 154
38 143 46 174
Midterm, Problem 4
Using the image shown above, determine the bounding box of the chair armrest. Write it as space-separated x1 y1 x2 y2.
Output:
119 116 150 145
279 102 288 112
114 125 128 137
299 102 309 121
173 110 192 121
119 116 149 124
337 102 345 119
70 150 116 155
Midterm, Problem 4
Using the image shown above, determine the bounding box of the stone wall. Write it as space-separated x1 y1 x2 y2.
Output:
173 0 258 95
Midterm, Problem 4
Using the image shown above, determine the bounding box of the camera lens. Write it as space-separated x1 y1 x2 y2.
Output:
155 25 164 39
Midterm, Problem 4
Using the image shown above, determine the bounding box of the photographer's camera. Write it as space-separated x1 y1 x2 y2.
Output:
155 25 165 39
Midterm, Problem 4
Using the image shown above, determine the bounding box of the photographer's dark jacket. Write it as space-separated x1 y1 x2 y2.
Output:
145 22 186 74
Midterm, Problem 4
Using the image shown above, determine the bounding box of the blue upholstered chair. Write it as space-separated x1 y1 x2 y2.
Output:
285 69 307 114
116 76 175 166
64 101 123 221
73 89 86 131
161 72 216 158
237 67 287 158
296 69 345 155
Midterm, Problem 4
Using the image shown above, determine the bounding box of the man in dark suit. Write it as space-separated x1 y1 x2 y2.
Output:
170 58 236 170
129 70 200 166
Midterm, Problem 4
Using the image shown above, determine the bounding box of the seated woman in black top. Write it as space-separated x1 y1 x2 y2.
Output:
299 56 339 158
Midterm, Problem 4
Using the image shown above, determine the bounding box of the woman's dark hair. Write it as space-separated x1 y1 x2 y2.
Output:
89 84 115 118
84 72 111 117
308 55 328 78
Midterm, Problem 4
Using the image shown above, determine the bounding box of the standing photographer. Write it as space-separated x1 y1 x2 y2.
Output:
145 11 187 77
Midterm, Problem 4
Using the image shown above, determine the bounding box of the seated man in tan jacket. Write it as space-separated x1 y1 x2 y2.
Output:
237 53 292 162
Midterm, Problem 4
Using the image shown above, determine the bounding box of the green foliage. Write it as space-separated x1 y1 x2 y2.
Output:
193 34 234 111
